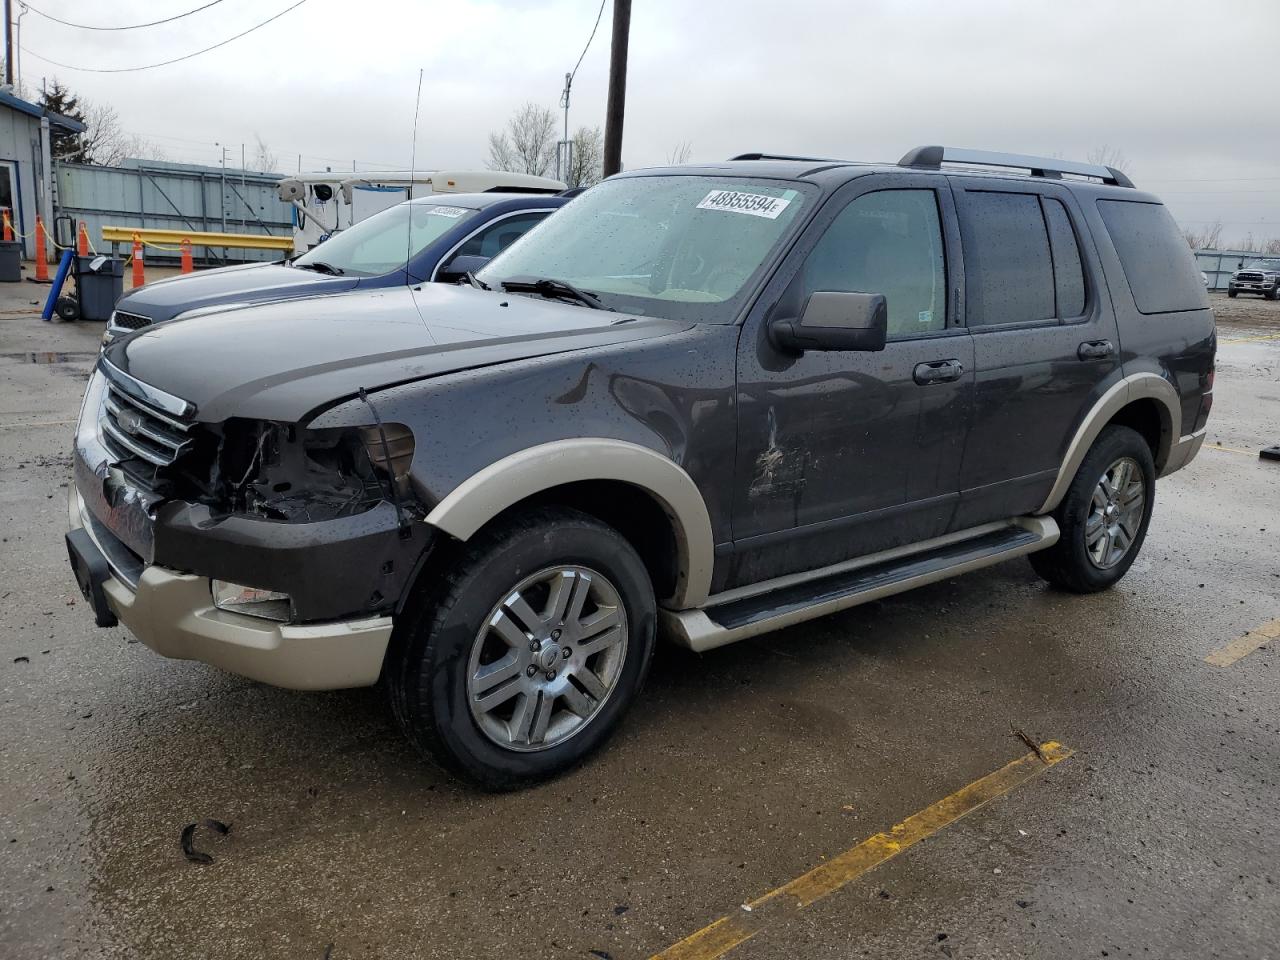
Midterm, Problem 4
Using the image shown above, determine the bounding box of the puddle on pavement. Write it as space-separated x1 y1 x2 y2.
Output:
1 351 98 364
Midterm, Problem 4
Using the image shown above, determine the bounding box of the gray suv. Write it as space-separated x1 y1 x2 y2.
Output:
66 146 1215 788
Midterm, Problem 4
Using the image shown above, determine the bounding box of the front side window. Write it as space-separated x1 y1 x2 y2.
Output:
792 189 947 338
962 191 1055 326
477 175 813 322
294 201 478 277
455 212 549 260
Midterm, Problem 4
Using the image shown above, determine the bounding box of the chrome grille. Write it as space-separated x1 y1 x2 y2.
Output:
1235 272 1264 283
111 311 153 330
100 383 193 466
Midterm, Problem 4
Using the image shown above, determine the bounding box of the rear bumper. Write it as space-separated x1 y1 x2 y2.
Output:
69 488 392 690
1161 428 1206 476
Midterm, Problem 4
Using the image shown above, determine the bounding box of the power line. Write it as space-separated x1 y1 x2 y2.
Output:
21 0 312 73
570 0 607 85
24 0 228 31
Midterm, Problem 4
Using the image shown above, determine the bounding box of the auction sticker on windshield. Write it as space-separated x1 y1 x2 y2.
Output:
696 190 793 220
427 206 470 218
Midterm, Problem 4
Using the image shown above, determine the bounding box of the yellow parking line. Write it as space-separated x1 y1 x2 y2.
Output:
651 742 1074 960
1220 333 1280 344
1205 619 1280 667
1204 443 1258 457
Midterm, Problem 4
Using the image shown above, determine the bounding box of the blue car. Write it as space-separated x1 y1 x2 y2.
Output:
104 192 570 342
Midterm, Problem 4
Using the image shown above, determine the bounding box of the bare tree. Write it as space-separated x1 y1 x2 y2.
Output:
486 102 558 177
1182 221 1223 250
565 126 603 189
666 140 693 165
251 134 279 174
1087 144 1132 174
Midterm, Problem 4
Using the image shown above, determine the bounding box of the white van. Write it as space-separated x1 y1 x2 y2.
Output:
277 170 566 253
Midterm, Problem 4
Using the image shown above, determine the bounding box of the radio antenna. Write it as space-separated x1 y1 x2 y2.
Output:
405 67 424 282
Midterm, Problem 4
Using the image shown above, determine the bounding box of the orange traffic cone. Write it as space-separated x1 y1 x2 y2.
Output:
77 221 90 256
131 233 144 288
34 216 49 282
2 209 12 242
180 238 193 274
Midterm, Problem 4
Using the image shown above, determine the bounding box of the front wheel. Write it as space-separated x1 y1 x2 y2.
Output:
385 506 656 789
1030 425 1156 593
1228 289 1238 298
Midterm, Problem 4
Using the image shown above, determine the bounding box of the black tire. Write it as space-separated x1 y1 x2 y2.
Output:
1030 425 1156 594
385 506 656 790
1269 286 1280 302
54 296 80 322
1228 289 1237 298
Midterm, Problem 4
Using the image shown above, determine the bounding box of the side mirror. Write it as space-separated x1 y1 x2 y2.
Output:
769 291 888 353
438 254 490 282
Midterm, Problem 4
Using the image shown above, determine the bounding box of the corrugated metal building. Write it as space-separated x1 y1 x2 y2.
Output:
0 87 85 258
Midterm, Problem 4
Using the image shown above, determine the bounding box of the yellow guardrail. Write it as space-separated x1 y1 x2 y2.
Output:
101 226 294 252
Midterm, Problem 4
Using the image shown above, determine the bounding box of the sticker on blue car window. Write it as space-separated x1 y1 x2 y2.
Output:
427 206 469 218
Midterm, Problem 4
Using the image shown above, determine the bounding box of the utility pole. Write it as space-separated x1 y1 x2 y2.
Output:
4 0 13 87
557 71 572 184
601 0 631 179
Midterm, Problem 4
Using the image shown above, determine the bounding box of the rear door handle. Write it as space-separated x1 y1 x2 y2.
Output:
1077 339 1115 360
913 359 964 385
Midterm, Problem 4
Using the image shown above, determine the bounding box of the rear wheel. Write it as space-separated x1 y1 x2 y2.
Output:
385 506 656 789
1030 425 1156 593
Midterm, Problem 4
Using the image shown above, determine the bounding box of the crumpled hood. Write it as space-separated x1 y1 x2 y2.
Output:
116 261 357 323
105 284 688 423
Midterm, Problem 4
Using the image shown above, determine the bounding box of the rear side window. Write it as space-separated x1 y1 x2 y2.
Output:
1097 200 1208 314
1041 198 1085 318
961 191 1055 326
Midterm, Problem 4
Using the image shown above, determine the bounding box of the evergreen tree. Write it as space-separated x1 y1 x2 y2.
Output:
38 80 88 162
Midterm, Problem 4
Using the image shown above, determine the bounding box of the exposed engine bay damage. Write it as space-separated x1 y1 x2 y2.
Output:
167 419 420 525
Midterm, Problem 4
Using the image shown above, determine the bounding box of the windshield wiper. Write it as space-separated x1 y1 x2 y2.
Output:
294 260 345 276
499 276 609 310
466 272 490 291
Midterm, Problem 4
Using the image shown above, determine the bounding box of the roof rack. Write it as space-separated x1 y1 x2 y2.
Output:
898 145 1134 188
729 152 841 163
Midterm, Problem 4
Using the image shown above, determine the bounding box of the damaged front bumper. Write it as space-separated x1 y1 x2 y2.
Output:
68 487 394 690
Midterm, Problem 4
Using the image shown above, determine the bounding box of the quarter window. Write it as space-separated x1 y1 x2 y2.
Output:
962 191 1055 326
794 189 947 338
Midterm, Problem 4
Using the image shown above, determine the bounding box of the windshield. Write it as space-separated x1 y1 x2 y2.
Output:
476 175 813 322
1243 260 1280 272
294 201 478 277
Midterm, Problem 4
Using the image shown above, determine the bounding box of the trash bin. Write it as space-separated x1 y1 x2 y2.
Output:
0 240 22 282
73 255 124 322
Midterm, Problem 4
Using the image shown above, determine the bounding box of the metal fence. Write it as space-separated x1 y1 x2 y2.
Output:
55 158 290 265
1194 248 1274 291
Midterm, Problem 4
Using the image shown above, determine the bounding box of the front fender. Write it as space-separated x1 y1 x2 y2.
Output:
425 438 715 609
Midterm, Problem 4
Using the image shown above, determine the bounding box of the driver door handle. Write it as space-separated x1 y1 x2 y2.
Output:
913 359 964 385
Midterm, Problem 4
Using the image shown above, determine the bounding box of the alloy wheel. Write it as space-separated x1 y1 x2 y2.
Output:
466 565 628 752
1085 456 1146 569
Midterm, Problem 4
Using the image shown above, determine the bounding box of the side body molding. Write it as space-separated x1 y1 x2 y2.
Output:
423 438 715 609
1036 372 1181 515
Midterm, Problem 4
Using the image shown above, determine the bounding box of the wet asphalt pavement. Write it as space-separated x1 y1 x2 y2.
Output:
1 295 1277 960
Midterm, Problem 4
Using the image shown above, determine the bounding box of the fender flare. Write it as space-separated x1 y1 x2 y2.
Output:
424 438 715 608
1036 372 1181 515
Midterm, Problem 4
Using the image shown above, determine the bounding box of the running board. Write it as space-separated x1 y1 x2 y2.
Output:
662 517 1058 652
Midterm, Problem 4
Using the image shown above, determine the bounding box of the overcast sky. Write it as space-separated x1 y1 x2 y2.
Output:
15 0 1280 243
